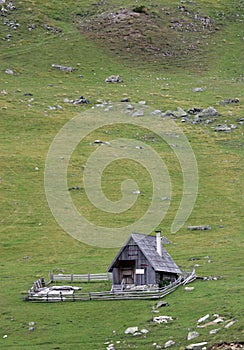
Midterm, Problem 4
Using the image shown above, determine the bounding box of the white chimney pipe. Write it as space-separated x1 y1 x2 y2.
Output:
156 231 162 257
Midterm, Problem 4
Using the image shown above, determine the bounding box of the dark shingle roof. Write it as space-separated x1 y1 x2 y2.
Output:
108 232 182 274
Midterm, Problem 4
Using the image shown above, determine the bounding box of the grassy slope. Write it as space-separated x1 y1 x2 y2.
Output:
0 0 243 349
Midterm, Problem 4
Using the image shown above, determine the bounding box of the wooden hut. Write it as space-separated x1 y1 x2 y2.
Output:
107 232 181 290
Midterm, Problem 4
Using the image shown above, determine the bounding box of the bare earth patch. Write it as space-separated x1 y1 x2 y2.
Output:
78 4 217 65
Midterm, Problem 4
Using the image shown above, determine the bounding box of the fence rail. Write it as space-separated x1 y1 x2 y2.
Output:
49 272 112 283
25 271 196 303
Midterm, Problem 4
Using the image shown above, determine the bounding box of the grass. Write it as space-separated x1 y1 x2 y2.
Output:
0 0 243 349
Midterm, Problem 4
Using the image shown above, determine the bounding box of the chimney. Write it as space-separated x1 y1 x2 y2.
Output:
155 230 162 257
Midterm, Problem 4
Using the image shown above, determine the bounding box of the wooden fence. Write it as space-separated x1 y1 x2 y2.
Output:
49 272 112 283
25 271 196 303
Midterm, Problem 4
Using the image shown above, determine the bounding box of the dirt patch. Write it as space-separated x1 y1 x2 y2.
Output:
78 4 217 65
209 343 244 350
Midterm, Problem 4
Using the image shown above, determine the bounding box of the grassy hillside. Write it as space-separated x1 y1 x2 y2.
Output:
0 0 243 349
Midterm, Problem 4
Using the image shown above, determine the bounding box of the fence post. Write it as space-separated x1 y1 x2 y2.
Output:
88 273 90 282
49 271 53 283
71 274 73 282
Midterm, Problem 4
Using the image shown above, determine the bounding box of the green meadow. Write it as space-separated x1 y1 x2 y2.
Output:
0 0 243 349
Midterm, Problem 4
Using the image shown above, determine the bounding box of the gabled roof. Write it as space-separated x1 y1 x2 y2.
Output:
108 232 182 274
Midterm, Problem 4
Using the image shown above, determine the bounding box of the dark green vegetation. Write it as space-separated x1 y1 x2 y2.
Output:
0 0 243 349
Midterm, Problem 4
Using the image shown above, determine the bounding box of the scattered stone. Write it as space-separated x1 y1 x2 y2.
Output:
209 328 220 334
155 301 169 309
105 75 123 83
28 321 35 326
197 314 210 323
185 286 194 291
187 225 211 231
214 124 232 132
202 276 221 281
29 327 35 331
121 97 130 102
186 342 208 350
164 340 175 348
197 316 224 328
44 24 61 33
52 64 75 72
3 335 7 339
187 331 200 341
93 140 110 146
224 319 237 328
132 189 141 195
153 315 173 324
64 96 89 104
124 326 138 334
5 68 14 75
140 328 149 334
220 98 239 105
68 186 81 191
193 87 204 92
138 100 146 105
132 109 144 117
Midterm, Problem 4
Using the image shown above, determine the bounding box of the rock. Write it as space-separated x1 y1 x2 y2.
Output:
121 97 130 102
198 107 218 117
174 107 188 117
184 286 194 291
214 124 232 132
187 331 200 340
187 225 211 231
132 110 144 117
65 96 89 104
193 87 204 92
186 342 208 350
164 340 175 348
224 319 237 328
105 75 123 83
124 326 138 334
3 335 7 339
51 64 74 72
153 316 173 324
155 301 169 309
220 98 239 105
197 314 210 324
197 316 224 328
132 189 141 195
141 329 149 334
209 328 220 334
5 68 14 75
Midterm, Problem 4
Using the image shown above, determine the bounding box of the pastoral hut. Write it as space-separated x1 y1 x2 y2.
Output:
107 232 182 291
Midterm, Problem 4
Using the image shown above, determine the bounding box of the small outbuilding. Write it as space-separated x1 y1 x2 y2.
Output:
107 232 182 290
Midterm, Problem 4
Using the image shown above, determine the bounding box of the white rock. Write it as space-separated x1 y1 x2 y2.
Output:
141 329 149 334
185 286 195 291
187 331 200 340
197 314 210 323
153 316 173 324
209 328 220 334
224 319 237 328
3 335 7 339
164 340 175 348
186 342 208 350
124 326 138 334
